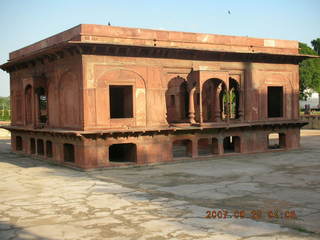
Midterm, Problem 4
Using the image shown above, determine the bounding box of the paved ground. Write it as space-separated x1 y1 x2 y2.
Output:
0 129 320 240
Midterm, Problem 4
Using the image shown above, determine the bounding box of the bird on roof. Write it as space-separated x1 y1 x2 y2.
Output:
108 21 111 26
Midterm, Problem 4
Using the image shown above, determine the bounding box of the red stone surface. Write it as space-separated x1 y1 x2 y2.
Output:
0 24 309 169
9 24 299 61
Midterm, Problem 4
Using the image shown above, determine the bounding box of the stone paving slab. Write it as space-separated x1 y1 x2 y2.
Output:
0 130 320 239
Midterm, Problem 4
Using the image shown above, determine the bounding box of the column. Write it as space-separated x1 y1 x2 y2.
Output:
214 83 222 121
188 87 196 124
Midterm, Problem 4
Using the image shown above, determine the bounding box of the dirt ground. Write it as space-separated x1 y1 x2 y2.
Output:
0 129 319 240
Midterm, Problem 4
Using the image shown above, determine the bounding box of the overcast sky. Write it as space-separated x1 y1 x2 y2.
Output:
0 0 319 97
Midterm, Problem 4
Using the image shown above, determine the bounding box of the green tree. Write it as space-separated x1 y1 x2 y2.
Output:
299 42 320 104
0 96 11 121
311 38 320 55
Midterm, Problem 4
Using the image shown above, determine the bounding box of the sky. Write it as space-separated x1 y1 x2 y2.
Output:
0 0 319 97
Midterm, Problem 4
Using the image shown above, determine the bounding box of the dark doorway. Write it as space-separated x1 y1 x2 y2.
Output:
46 141 53 158
268 86 283 118
64 144 75 162
109 85 133 118
180 82 189 119
202 79 226 122
37 139 44 155
223 136 240 153
109 143 136 162
229 78 240 119
36 87 48 124
16 136 23 151
172 139 192 158
30 138 36 154
202 80 215 122
165 77 189 123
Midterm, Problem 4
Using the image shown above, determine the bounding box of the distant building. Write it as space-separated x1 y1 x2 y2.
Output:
0 24 312 169
300 91 319 109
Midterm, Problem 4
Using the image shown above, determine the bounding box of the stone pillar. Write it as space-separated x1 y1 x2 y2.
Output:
212 138 219 154
214 84 222 121
238 88 244 120
191 139 198 158
218 138 224 155
188 87 196 124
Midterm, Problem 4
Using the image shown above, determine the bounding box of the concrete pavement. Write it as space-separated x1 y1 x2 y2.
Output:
0 129 319 239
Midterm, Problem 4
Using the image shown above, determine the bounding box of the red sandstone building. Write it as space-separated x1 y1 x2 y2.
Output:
0 24 310 169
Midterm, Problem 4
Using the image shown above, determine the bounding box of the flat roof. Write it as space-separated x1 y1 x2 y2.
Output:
9 24 300 61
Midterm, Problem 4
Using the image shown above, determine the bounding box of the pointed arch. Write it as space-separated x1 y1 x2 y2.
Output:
95 68 147 127
166 76 189 123
229 77 240 119
202 78 227 122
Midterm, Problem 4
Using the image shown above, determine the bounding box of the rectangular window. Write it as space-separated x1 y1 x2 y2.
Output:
268 86 283 118
268 87 283 118
109 143 136 162
109 85 133 118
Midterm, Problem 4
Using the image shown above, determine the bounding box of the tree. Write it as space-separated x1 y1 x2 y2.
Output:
311 38 320 55
0 96 10 121
299 42 320 105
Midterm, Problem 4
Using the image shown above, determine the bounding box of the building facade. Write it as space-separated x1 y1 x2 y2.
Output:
0 24 309 169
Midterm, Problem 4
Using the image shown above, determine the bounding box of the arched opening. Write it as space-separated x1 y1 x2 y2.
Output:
220 87 228 120
16 136 23 151
109 143 137 163
166 77 189 123
25 85 33 125
37 139 44 155
229 78 240 120
172 139 192 158
202 79 227 122
180 82 189 120
202 80 214 122
36 87 48 124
